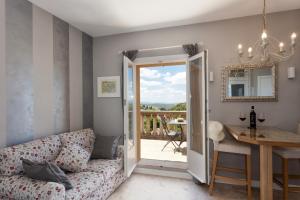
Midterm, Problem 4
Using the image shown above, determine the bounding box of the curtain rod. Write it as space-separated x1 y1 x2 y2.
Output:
118 42 203 54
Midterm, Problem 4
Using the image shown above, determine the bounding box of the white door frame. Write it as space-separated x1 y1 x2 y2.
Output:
132 53 209 180
134 54 188 65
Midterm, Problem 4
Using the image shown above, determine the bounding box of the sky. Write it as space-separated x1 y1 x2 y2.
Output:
140 65 186 104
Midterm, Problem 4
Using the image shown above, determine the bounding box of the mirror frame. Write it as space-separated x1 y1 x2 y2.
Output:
221 64 278 102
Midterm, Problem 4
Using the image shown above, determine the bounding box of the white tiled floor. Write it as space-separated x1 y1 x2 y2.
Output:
108 174 300 200
141 139 187 162
108 174 206 200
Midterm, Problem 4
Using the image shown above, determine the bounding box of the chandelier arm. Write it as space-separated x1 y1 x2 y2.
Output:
253 39 261 52
269 52 294 61
269 36 294 55
268 35 280 44
268 39 280 54
250 39 262 59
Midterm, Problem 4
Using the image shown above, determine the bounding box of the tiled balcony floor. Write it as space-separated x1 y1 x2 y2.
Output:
141 139 187 162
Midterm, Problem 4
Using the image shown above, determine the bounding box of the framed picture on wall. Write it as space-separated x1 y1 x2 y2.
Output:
97 76 120 97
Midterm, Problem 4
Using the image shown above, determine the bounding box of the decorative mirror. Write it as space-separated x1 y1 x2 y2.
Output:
222 64 277 102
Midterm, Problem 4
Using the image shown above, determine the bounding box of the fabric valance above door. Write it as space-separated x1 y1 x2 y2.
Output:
122 50 138 61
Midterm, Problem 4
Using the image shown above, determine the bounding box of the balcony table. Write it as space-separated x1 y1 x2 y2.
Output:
225 125 300 200
168 119 187 147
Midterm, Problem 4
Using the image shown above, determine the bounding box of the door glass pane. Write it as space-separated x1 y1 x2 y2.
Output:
189 58 203 154
128 63 134 147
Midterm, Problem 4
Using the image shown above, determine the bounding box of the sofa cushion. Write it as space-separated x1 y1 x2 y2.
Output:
0 135 62 176
116 145 124 159
55 143 91 173
91 136 120 160
0 175 65 200
65 172 105 200
85 158 123 180
59 129 95 153
22 159 73 190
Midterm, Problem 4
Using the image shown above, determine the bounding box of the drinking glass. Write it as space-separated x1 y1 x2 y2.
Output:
239 112 246 121
258 113 266 123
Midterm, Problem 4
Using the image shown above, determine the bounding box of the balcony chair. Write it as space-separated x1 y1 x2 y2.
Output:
160 116 180 152
208 121 252 200
273 123 300 200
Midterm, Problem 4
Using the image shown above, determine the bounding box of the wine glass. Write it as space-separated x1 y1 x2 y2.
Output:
258 113 266 123
239 112 246 121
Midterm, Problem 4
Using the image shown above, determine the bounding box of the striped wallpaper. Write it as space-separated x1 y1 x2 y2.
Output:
0 0 93 147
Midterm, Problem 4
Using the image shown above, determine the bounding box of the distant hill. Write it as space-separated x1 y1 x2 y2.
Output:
141 102 186 111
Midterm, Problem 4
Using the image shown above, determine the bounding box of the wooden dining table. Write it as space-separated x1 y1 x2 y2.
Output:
225 125 300 200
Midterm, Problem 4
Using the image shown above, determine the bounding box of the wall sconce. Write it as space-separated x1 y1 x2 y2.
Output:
209 72 214 82
288 67 295 79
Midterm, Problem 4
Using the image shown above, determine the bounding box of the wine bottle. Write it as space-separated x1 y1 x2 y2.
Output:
250 106 256 129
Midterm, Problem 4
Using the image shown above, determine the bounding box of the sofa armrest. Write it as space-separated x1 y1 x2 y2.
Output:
117 145 124 159
38 182 66 200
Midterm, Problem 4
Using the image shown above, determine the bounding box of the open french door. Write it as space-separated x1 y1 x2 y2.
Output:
123 56 137 177
186 51 209 183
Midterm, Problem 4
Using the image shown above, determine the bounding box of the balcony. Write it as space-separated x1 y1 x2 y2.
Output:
140 111 186 140
140 110 187 162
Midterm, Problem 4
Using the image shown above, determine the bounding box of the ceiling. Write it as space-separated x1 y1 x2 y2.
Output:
28 0 300 37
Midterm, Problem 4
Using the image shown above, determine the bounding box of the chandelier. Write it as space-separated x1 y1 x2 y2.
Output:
237 0 297 65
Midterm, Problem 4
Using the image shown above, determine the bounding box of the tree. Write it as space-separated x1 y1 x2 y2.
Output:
170 103 186 111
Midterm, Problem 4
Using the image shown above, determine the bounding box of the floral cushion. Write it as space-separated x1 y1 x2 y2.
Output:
85 158 123 180
0 135 61 176
55 143 91 173
0 175 65 200
59 129 95 153
65 172 105 200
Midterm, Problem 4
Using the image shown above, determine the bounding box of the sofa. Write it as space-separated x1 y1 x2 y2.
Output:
0 129 126 200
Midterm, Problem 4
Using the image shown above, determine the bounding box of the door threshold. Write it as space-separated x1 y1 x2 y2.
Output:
134 165 192 180
139 158 187 170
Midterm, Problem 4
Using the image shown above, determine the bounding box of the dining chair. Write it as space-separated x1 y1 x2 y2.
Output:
273 123 300 200
159 115 180 152
208 121 252 200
